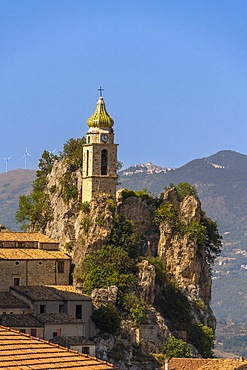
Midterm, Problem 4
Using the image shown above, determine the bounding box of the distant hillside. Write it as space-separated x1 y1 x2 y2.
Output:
2 153 247 314
0 169 36 230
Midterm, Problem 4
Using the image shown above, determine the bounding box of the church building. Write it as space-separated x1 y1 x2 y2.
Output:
82 92 118 202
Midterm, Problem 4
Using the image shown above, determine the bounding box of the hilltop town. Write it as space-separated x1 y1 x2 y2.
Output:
0 95 246 370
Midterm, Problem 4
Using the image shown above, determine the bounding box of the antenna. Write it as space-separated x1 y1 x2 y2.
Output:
23 147 31 170
2 156 11 172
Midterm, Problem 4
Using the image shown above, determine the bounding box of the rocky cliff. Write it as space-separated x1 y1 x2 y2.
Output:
25 155 220 369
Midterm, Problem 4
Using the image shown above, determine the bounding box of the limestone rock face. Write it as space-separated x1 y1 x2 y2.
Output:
117 190 159 256
39 160 217 363
137 260 156 305
158 193 212 305
91 286 118 309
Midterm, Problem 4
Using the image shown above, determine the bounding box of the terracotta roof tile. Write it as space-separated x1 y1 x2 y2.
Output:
168 358 247 370
0 248 70 260
0 232 59 243
50 335 94 346
0 325 118 369
34 313 84 324
0 314 43 327
11 285 91 301
0 292 29 309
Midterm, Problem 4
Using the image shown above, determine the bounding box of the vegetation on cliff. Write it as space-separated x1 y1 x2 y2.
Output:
16 140 222 362
16 138 85 230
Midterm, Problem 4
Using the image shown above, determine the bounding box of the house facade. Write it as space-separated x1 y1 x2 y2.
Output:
0 249 70 291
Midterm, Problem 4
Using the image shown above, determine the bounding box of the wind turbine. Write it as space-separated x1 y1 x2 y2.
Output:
48 148 57 155
2 157 11 172
23 147 31 169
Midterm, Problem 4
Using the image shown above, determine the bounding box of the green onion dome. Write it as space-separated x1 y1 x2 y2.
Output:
87 97 114 128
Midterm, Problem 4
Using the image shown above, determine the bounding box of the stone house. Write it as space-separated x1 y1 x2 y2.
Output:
0 248 70 291
50 335 96 357
0 325 117 369
0 314 44 338
9 285 94 338
0 292 31 314
0 232 60 250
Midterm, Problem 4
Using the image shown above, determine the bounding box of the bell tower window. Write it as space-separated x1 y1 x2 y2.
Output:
86 150 89 176
101 149 108 175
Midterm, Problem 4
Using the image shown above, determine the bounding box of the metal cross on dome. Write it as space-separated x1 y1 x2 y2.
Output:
98 86 104 97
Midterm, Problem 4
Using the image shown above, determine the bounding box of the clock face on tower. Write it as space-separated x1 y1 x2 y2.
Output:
101 134 109 143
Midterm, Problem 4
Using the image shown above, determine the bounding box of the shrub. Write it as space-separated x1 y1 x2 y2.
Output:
92 303 120 334
154 203 179 230
80 245 136 294
188 324 215 358
162 336 192 358
121 292 146 325
144 257 166 285
106 198 116 213
81 217 90 234
96 214 106 227
80 201 90 214
108 215 141 259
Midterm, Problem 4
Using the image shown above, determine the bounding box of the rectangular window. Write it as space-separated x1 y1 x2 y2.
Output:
13 278 20 286
20 329 26 333
31 329 37 337
40 305 46 314
76 305 82 319
59 304 64 313
58 261 64 273
82 347 90 354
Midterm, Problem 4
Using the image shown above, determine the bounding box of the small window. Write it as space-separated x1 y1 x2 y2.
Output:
59 304 64 313
40 305 46 314
15 261 20 266
82 346 90 354
101 149 108 175
31 329 37 337
20 329 26 333
13 278 20 286
76 305 82 319
53 332 57 338
38 261 43 266
58 261 64 273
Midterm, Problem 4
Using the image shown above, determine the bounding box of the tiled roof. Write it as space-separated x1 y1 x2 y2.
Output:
0 248 70 260
168 358 211 370
11 285 91 301
0 314 43 328
0 313 83 327
34 313 84 325
168 358 247 370
0 325 117 369
198 359 247 370
0 292 29 309
0 232 59 243
50 336 94 346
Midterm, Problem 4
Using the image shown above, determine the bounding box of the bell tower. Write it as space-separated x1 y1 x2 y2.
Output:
82 90 118 202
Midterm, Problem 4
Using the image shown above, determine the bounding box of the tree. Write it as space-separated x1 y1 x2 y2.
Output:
59 137 86 171
91 303 120 334
108 215 141 259
162 336 192 358
16 150 57 230
80 244 136 294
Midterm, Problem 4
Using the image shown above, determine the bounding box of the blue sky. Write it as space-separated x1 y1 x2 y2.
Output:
1 0 247 171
